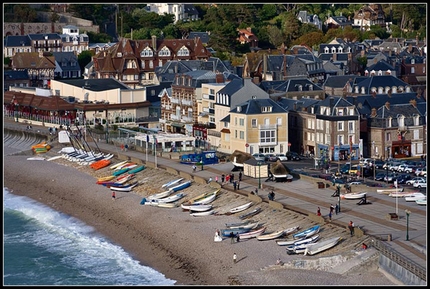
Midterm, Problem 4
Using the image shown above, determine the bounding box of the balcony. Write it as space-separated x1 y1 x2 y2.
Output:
182 116 193 123
259 124 277 130
202 94 215 100
171 98 180 104
171 114 180 121
181 99 193 106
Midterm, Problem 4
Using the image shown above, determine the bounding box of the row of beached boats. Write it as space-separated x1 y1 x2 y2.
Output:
388 191 427 206
94 160 147 192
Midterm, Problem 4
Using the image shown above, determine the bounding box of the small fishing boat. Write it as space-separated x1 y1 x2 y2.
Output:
389 191 419 198
276 238 303 246
146 190 172 200
225 220 250 228
109 181 140 192
292 225 320 239
190 209 215 217
404 192 426 202
181 204 212 212
229 202 253 214
128 165 145 174
340 192 367 200
27 157 46 161
188 190 219 205
185 189 218 205
109 160 128 170
225 221 259 230
283 225 300 236
256 230 285 241
238 226 266 239
304 236 341 256
146 193 186 204
46 155 63 161
239 207 262 220
112 167 131 177
97 175 116 183
169 180 192 192
161 178 184 188
220 227 252 238
286 234 320 254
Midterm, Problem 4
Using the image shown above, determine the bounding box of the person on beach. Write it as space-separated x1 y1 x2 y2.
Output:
225 174 230 184
208 177 212 184
215 176 218 183
255 187 258 195
192 165 197 172
233 181 237 191
233 253 237 263
317 207 321 216
348 221 354 236
112 191 116 200
237 180 240 190
230 232 235 244
362 243 368 250
236 234 240 243
328 210 332 221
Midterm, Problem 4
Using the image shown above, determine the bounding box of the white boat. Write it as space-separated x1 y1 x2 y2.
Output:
181 204 212 211
190 209 215 217
340 192 366 200
27 157 45 161
415 198 427 205
231 156 244 169
404 193 426 202
286 234 320 254
377 187 404 194
293 225 320 239
389 191 419 198
225 220 250 228
150 193 186 204
225 221 259 230
229 201 253 214
283 225 300 235
272 174 294 181
169 180 192 192
185 189 218 205
114 173 135 185
304 236 341 256
161 178 184 188
256 230 285 241
109 182 139 192
276 238 302 246
46 155 63 161
190 190 218 205
238 226 266 239
149 202 178 208
147 190 172 200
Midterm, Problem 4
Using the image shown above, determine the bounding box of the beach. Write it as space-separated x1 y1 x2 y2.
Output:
4 145 398 285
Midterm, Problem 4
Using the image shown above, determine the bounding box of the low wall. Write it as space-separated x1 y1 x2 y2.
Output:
268 200 283 210
247 194 262 203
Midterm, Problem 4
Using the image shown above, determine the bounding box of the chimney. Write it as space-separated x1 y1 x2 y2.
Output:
332 52 337 62
151 35 157 52
215 73 224 83
385 102 390 110
371 108 377 117
409 99 417 107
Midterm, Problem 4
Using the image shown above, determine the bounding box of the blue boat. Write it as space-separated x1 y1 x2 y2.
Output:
292 225 320 239
169 180 192 192
180 151 218 165
220 227 252 238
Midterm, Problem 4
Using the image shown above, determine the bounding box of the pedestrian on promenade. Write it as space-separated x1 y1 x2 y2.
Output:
233 253 237 263
230 232 235 244
238 171 242 181
192 165 197 172
328 210 332 221
233 181 237 191
255 187 259 195
348 221 354 236
330 204 334 215
221 174 225 183
215 176 219 183
335 203 339 215
226 174 230 184
208 177 212 184
237 180 240 190
230 173 234 183
236 233 240 243
317 207 321 216
112 191 116 200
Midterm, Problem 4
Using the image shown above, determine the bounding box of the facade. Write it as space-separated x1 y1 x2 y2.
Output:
11 52 56 87
52 52 81 79
352 4 386 31
147 4 199 24
226 98 289 156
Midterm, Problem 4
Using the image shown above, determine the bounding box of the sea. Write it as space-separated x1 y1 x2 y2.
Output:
3 187 176 286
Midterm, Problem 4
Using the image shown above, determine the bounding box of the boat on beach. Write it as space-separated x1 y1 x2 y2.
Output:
145 193 186 204
286 234 320 254
304 236 341 255
229 201 253 214
128 165 145 174
292 225 320 239
109 160 128 170
389 191 420 198
340 192 367 200
283 225 300 235
146 190 172 200
190 209 215 217
225 221 259 230
220 227 252 237
404 193 426 202
184 189 218 205
181 204 212 211
187 189 219 205
238 226 266 239
225 220 250 228
239 207 262 220
376 187 404 194
256 229 285 241
169 180 192 192
109 181 140 192
161 178 184 188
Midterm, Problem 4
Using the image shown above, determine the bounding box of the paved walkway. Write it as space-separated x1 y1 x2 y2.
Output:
4 119 427 273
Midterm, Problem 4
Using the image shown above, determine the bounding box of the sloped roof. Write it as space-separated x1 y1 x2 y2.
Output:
231 98 287 115
12 52 56 70
56 78 130 92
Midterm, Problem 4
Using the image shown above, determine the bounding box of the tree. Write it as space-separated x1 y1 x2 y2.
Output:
87 31 113 43
266 25 284 48
13 4 37 22
50 12 60 23
281 12 300 46
78 51 94 73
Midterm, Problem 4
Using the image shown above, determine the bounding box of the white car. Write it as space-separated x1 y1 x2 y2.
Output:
415 168 425 176
275 153 288 161
413 180 427 189
406 177 426 186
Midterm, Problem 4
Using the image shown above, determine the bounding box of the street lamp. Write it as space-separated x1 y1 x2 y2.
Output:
405 209 411 241
372 141 376 181
337 194 341 213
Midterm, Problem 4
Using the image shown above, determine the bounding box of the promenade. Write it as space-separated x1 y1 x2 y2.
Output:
4 119 427 278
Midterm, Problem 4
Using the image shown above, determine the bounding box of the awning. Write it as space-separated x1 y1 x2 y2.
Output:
171 123 185 128
220 128 230 133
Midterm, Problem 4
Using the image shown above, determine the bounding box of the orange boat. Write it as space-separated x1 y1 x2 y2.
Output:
91 159 112 170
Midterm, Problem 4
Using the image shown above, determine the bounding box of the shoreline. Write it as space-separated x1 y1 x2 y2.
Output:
4 147 397 285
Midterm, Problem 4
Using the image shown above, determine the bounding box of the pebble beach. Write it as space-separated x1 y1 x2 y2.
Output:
4 136 399 285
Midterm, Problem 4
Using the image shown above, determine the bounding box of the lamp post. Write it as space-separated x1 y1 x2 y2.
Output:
405 209 411 241
337 194 341 213
12 97 19 122
257 161 261 190
372 141 376 181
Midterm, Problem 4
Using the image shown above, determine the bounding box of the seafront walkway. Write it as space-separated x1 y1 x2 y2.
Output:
4 119 427 278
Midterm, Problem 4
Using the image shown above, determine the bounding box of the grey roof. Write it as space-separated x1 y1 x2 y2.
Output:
318 96 354 110
184 4 198 16
28 33 61 41
259 80 286 92
57 78 130 91
273 78 323 92
375 103 425 119
230 98 287 115
4 35 31 47
217 78 244 96
323 75 364 88
188 32 210 44
277 98 320 112
4 70 29 80
354 75 409 94
52 52 79 72
366 60 395 72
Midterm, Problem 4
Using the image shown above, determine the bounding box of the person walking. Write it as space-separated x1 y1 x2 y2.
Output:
230 232 235 244
329 204 334 218
230 173 234 183
192 165 197 172
225 174 230 184
328 210 332 221
348 221 354 236
237 180 240 190
221 174 225 183
233 181 237 191
233 253 237 264
236 233 240 243
317 207 321 216
112 191 116 200
208 177 212 184
215 176 218 183
335 203 339 215
255 187 258 196
238 171 242 181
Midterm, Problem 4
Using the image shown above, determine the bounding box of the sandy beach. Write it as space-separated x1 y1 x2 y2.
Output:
4 142 398 285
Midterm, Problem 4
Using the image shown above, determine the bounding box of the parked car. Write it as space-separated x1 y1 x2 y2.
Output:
415 167 425 176
265 153 277 162
286 151 301 161
275 153 288 161
389 162 403 172
252 153 265 162
348 165 361 175
340 163 351 174
406 177 426 186
402 165 417 174
395 174 412 184
383 173 397 183
413 179 427 189
373 160 385 169
375 172 386 181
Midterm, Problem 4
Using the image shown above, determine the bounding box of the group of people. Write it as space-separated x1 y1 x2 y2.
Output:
316 204 339 219
268 191 276 201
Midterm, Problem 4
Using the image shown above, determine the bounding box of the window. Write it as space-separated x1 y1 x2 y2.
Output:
337 121 343 131
251 119 257 128
338 135 344 145
413 129 419 140
239 118 244 126
348 121 354 132
386 132 391 141
349 108 354 115
209 88 215 94
141 48 153 57
387 117 392 128
159 46 171 57
261 106 272 113
277 117 282 125
260 130 276 144
337 108 343 116
398 115 405 127
239 131 244 139
177 46 190 56
414 115 419 126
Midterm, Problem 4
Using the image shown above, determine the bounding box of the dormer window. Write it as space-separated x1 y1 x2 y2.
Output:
177 46 190 56
324 47 329 53
141 47 153 57
261 106 272 113
158 46 171 57
331 47 336 53
117 52 122 57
